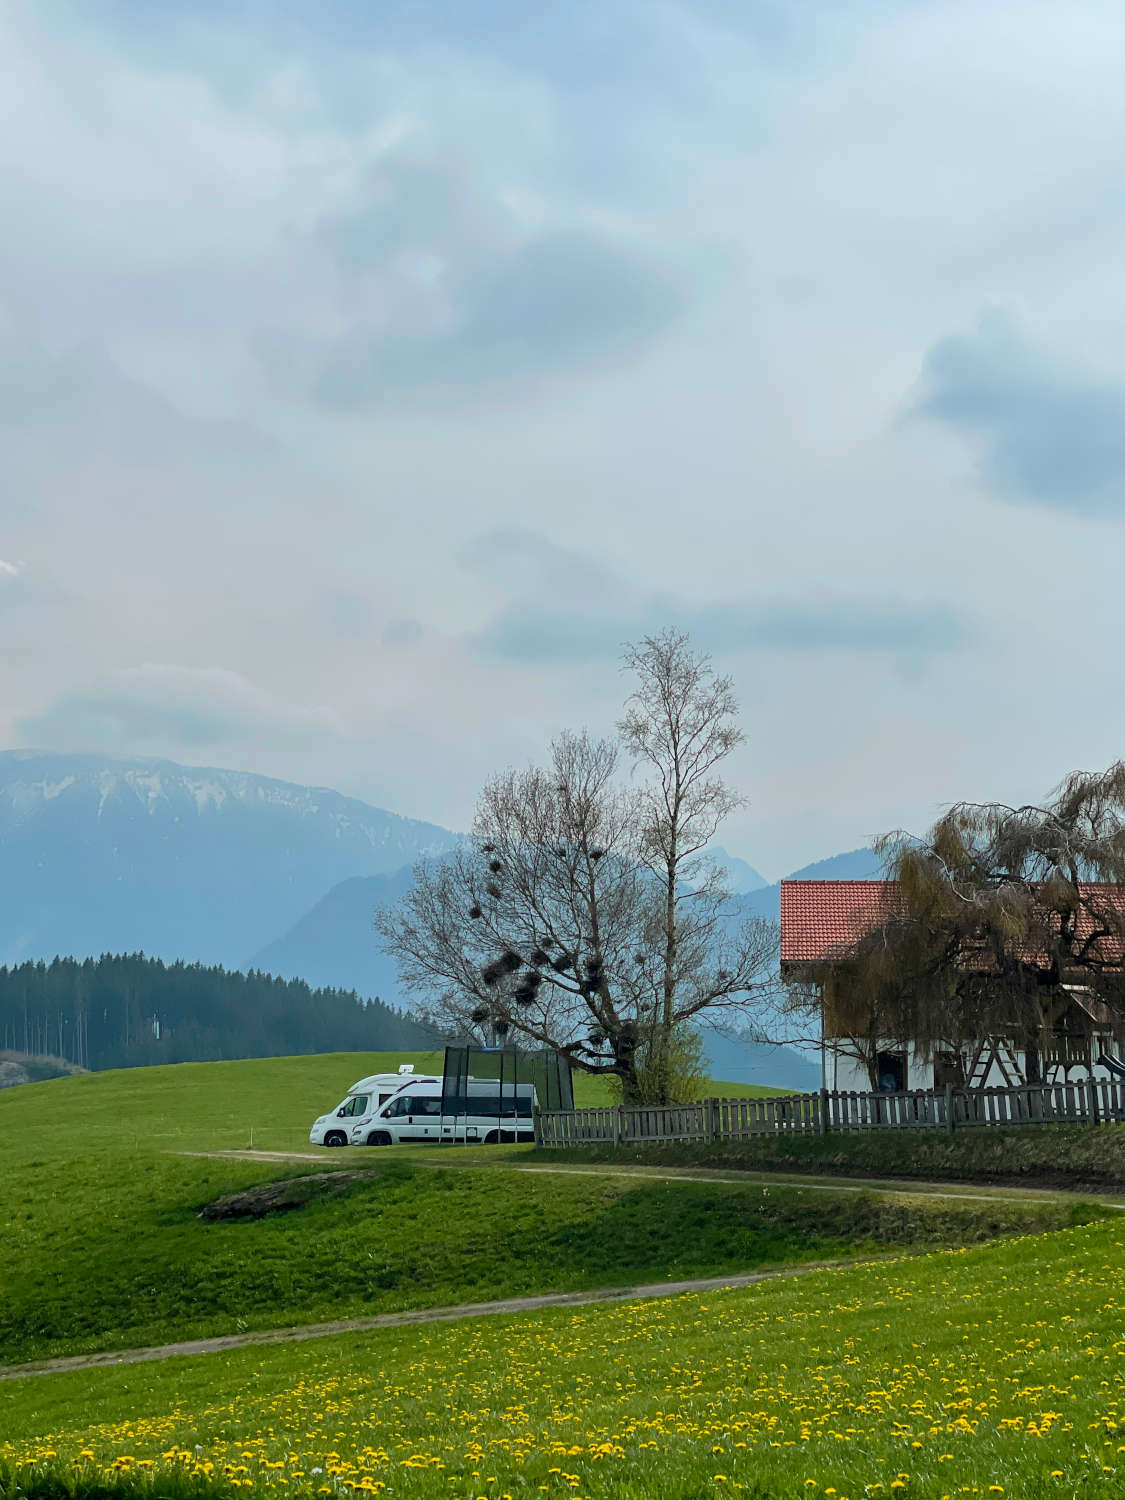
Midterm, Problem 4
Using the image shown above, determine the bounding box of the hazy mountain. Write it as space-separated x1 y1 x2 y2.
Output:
739 846 886 925
0 751 460 967
252 868 415 1001
700 1030 821 1093
0 747 855 1089
708 847 769 894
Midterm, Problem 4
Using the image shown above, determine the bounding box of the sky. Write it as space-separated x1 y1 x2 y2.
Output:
4 0 1125 879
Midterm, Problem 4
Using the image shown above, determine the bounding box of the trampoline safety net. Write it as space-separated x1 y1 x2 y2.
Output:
441 1043 574 1134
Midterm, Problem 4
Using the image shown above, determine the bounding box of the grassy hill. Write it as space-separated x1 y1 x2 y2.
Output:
4 1211 1125 1499
0 1056 1080 1368
0 1048 788 1154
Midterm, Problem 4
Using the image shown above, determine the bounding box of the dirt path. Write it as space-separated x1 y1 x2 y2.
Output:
176 1148 1125 1209
0 1260 840 1384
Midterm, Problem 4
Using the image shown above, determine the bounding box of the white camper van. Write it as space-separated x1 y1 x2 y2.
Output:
309 1069 537 1147
308 1064 437 1148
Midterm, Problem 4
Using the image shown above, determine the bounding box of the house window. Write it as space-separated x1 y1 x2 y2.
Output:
876 1051 906 1092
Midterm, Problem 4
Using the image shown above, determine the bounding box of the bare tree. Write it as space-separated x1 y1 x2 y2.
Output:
377 635 778 1104
377 730 660 1100
619 630 766 1102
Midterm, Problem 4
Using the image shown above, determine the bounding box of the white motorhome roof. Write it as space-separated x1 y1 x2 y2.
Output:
347 1072 439 1094
374 1076 535 1095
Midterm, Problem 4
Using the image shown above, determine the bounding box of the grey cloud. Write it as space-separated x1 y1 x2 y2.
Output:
0 561 67 617
917 313 1125 514
477 600 972 666
382 618 423 647
0 332 274 466
475 599 967 665
16 666 340 755
463 530 969 664
460 528 616 603
311 228 678 406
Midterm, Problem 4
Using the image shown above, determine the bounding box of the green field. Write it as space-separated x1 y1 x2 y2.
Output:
0 1050 786 1158
4 1214 1125 1499
4 1054 1124 1500
0 1057 1073 1367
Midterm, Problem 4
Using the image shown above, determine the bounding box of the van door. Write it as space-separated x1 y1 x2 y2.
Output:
383 1093 441 1141
342 1094 372 1143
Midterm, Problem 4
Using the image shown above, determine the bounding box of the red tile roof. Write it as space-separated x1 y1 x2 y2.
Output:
780 881 903 965
781 878 1125 968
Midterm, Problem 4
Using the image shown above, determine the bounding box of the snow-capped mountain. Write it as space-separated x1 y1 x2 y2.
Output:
0 751 460 967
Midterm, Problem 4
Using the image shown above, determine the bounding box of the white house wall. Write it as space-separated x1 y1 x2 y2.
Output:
823 1042 1121 1093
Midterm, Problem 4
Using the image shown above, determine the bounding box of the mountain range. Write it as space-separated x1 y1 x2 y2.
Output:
0 751 458 968
0 750 883 1089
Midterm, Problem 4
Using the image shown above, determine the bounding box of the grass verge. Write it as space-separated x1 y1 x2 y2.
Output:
536 1121 1125 1190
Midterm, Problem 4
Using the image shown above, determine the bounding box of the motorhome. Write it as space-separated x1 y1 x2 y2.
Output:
309 1070 537 1147
307 1064 435 1147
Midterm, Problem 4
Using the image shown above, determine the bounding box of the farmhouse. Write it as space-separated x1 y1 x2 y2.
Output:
780 879 1125 1094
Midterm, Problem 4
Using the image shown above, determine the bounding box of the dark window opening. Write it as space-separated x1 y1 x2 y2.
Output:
876 1051 906 1092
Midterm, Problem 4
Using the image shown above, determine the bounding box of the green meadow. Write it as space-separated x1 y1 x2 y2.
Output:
4 1214 1125 1499
0 1056 1074 1367
3 1056 1124 1500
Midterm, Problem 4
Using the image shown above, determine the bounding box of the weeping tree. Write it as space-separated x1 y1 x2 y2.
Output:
377 635 777 1104
785 762 1125 1085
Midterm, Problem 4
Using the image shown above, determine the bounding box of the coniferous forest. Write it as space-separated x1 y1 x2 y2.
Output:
0 953 437 1071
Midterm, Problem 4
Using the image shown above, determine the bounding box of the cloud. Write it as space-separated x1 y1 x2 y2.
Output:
310 226 679 407
0 560 67 622
916 312 1125 514
15 665 342 755
381 618 423 648
460 528 615 602
475 599 968 665
464 529 970 665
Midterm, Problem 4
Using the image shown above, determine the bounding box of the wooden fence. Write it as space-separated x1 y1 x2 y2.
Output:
534 1076 1125 1147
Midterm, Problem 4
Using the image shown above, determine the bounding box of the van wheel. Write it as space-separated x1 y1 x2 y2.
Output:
366 1131 392 1146
324 1131 347 1147
483 1130 499 1145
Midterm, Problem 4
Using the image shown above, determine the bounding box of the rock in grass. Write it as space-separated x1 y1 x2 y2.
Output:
199 1170 384 1221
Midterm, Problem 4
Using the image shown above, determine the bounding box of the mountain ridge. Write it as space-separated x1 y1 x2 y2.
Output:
0 750 460 967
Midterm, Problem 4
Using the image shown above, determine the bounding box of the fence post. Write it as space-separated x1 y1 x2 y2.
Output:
1088 1076 1100 1128
533 1106 542 1148
612 1105 624 1146
702 1098 715 1143
819 1087 829 1135
944 1081 954 1135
